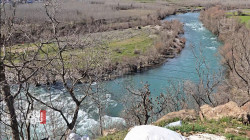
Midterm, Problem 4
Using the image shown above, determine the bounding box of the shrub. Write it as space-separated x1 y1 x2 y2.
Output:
168 122 206 133
134 49 141 54
113 48 122 53
98 130 128 140
225 133 248 140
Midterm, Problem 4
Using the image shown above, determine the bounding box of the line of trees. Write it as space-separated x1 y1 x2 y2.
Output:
200 6 250 106
122 44 228 126
0 0 113 139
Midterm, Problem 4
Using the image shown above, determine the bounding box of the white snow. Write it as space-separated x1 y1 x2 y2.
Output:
124 125 186 140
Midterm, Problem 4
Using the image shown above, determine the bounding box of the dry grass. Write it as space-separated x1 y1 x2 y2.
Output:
5 0 250 24
9 0 176 23
169 0 250 8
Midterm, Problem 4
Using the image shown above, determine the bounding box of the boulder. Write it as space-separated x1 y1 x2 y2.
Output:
67 133 90 140
225 128 239 134
155 109 197 124
188 133 226 140
124 125 186 140
200 101 248 121
241 101 250 113
67 133 81 140
102 128 117 137
166 120 182 127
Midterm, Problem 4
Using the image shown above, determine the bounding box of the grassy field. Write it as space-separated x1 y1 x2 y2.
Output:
226 9 250 28
166 0 250 8
7 27 156 68
109 34 154 61
10 0 174 23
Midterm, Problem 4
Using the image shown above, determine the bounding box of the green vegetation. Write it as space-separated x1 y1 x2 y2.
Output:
98 130 128 140
157 117 249 139
4 43 58 64
7 31 155 70
226 9 250 28
168 122 206 133
225 133 249 140
109 34 154 61
98 117 249 140
156 117 181 127
238 16 250 23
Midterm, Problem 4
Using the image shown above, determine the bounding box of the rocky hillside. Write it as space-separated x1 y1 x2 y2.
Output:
98 101 250 140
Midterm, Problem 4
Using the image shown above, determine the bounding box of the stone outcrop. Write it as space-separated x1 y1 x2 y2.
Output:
188 133 226 140
102 128 118 137
155 101 249 125
200 101 248 122
124 125 186 140
155 109 197 124
241 101 250 114
173 38 186 53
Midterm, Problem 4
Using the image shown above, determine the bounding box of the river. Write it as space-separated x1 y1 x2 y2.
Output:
8 12 224 138
103 12 223 117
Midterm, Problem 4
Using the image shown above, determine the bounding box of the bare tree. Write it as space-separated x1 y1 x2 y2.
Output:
122 82 186 126
184 45 224 110
0 0 112 139
201 6 250 106
219 27 250 105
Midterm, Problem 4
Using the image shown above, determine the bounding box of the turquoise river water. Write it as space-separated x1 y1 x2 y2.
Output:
103 12 223 117
13 12 224 137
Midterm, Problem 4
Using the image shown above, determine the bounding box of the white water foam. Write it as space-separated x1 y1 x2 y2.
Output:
185 22 205 31
206 47 216 50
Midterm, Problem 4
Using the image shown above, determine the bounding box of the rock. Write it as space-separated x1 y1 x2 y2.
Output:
102 128 117 137
155 109 197 124
241 101 250 114
166 120 182 127
154 25 162 30
124 125 186 140
225 128 239 134
200 101 248 121
188 133 226 140
67 133 81 140
149 34 158 38
67 132 90 140
179 38 186 44
246 130 250 137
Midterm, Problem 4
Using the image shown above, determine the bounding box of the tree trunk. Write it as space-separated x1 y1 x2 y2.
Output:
0 62 20 140
99 105 103 136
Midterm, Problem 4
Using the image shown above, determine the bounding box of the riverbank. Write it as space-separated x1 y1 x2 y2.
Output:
5 0 214 85
200 6 250 105
7 6 205 85
98 101 250 139
7 20 186 85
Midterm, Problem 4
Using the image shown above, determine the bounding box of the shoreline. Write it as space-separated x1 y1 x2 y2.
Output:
7 9 207 86
34 24 186 86
38 11 197 86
